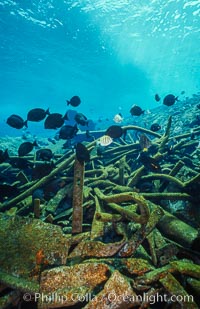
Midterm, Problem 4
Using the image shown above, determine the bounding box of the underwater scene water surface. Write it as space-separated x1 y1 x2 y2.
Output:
0 1 200 308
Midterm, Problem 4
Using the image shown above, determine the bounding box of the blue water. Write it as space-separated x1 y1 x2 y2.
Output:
0 0 200 136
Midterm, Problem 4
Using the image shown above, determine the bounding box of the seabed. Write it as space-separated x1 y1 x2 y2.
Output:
0 117 200 308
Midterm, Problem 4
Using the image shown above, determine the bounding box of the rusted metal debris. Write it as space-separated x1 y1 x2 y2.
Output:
159 273 198 308
84 270 139 309
39 263 109 308
0 210 200 308
0 214 70 285
1 122 200 308
72 158 85 234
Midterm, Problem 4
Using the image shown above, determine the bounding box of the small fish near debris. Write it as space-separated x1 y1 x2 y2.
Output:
130 105 145 116
150 123 161 132
74 113 89 126
6 114 27 129
27 108 50 122
155 94 161 102
113 113 123 123
76 143 90 163
163 94 178 106
139 133 152 151
106 125 124 138
98 135 113 147
0 149 9 164
44 113 64 129
36 149 53 161
59 124 78 140
66 96 81 107
139 150 161 172
18 141 38 157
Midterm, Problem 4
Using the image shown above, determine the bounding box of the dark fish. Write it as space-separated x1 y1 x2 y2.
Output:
6 114 27 129
74 113 89 126
155 94 161 102
181 91 185 95
130 105 145 116
139 134 152 150
18 141 38 157
163 94 178 106
196 104 200 109
59 124 78 140
36 149 53 161
76 143 90 163
9 158 34 169
139 151 161 172
66 96 81 107
0 149 9 164
105 125 123 138
27 108 50 122
44 113 64 129
150 123 161 132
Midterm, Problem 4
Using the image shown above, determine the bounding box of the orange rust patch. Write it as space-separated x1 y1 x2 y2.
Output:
36 249 48 266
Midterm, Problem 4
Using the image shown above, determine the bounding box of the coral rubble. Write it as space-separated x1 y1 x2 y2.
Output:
0 107 200 308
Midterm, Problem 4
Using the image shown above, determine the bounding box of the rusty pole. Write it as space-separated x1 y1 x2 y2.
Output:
72 158 85 234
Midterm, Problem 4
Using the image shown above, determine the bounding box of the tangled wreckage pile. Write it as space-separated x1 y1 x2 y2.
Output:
0 116 200 308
